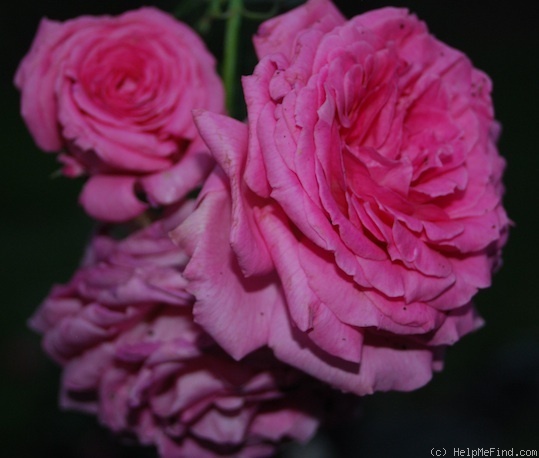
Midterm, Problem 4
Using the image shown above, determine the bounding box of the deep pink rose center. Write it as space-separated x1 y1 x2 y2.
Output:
324 48 467 233
79 41 166 123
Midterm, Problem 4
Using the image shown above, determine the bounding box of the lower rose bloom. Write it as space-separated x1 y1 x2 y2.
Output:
172 0 510 395
30 202 345 457
15 8 224 222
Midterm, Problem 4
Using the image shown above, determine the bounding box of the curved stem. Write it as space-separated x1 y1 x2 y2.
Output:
242 0 280 21
223 0 243 117
197 0 225 34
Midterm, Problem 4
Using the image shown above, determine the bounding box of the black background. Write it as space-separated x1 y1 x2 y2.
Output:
1 1 537 457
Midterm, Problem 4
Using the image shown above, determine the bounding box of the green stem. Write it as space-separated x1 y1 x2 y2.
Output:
223 0 243 118
242 1 279 21
197 0 224 35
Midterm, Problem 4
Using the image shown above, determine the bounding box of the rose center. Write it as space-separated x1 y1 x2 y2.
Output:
79 41 160 119
339 59 464 206
116 75 139 96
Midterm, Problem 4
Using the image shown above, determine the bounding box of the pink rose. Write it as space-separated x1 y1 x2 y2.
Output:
30 202 342 457
15 8 224 222
175 0 509 394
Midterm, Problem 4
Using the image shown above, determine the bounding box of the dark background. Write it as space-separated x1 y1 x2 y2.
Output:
1 1 537 457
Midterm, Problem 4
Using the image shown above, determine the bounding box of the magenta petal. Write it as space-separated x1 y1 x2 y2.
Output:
307 303 364 363
191 407 253 445
171 174 279 360
29 292 80 335
62 345 114 391
440 210 506 252
250 408 319 443
141 141 214 206
194 110 275 277
425 302 483 346
255 207 323 333
79 175 148 222
391 220 453 278
255 207 367 362
155 370 223 418
254 0 345 59
14 18 66 151
355 334 437 392
76 264 190 306
268 300 435 395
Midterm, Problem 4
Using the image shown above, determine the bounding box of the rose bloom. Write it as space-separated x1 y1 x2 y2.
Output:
30 201 345 458
15 8 224 222
175 0 510 394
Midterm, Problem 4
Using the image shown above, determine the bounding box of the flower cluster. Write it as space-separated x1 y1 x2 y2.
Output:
17 0 509 456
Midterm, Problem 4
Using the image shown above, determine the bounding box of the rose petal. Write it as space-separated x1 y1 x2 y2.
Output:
79 175 148 222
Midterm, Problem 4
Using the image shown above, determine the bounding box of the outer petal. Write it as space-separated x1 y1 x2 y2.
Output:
267 298 437 395
256 205 364 363
141 140 214 206
79 175 148 222
193 110 274 276
253 0 345 59
14 17 76 150
424 302 483 346
170 171 281 360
